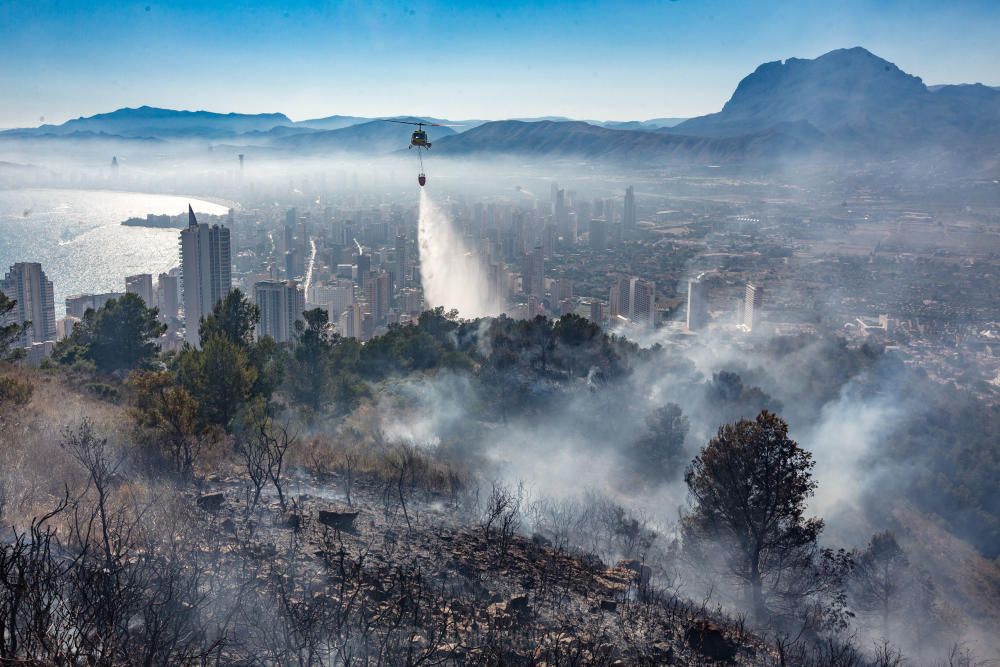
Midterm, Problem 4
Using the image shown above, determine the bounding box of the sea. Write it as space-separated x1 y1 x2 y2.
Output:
0 189 229 318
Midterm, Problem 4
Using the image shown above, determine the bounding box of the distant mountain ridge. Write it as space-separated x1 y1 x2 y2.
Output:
1 47 997 168
671 47 1000 152
2 106 293 139
275 120 459 154
432 119 823 165
1 107 686 143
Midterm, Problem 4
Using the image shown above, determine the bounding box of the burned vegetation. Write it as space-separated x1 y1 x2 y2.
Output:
1 295 998 665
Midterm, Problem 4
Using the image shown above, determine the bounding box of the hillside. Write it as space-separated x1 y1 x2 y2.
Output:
4 301 1000 663
673 47 1000 154
275 119 458 154
0 366 777 665
432 119 824 165
0 47 997 168
1 106 293 139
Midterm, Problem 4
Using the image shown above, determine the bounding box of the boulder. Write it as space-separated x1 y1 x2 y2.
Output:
508 594 530 614
618 559 652 588
580 552 605 571
317 509 359 531
197 492 225 512
685 621 736 663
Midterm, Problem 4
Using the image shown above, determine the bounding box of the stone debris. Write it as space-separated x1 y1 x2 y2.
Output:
317 508 359 530
196 492 225 512
686 620 738 662
179 471 769 665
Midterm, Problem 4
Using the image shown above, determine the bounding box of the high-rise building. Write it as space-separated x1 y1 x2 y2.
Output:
538 224 553 257
566 211 578 245
125 273 154 307
180 205 232 345
555 188 568 236
338 302 363 340
65 292 123 319
285 248 304 279
623 186 636 237
399 288 423 315
156 273 179 323
254 280 305 343
551 278 573 306
487 262 509 307
603 197 617 224
629 278 656 327
356 253 371 289
589 219 607 250
743 282 763 332
394 233 408 290
609 277 630 320
365 271 391 324
1 262 56 347
686 276 709 331
589 300 605 324
326 283 355 322
522 246 545 297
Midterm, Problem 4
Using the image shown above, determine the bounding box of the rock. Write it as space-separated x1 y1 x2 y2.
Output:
651 641 674 663
600 599 617 612
317 509 359 531
531 532 552 547
685 621 736 663
580 552 605 571
618 559 652 588
197 492 225 512
508 594 530 614
221 518 236 535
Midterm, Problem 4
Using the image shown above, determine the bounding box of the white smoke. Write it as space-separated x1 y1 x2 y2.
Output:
418 189 504 318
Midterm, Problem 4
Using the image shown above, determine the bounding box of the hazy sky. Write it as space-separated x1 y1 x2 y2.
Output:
1 0 998 128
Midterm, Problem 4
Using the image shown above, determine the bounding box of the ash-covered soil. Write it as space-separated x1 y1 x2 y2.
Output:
189 468 772 665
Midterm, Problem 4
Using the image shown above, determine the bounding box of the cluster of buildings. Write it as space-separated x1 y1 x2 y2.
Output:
2 183 671 363
684 274 765 334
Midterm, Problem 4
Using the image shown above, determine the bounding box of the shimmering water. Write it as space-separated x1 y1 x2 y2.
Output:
0 189 229 317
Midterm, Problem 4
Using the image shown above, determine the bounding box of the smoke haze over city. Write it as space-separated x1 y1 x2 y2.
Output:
0 1 999 665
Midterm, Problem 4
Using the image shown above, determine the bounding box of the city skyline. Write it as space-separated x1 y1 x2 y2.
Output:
2 0 999 129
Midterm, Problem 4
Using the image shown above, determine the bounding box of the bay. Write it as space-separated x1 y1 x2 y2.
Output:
0 188 229 317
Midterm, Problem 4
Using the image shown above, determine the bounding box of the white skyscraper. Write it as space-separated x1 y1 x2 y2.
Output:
743 282 764 332
686 276 709 331
180 205 231 345
1 262 56 347
156 272 179 323
325 284 355 322
628 277 656 327
254 280 305 343
338 302 364 340
125 273 154 307
623 185 636 237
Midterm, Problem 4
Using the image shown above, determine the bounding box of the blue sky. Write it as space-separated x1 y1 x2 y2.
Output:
1 0 998 128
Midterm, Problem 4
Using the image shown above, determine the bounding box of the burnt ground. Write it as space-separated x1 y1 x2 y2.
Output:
186 467 775 665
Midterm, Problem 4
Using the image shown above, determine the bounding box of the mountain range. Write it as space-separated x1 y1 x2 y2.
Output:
2 47 998 168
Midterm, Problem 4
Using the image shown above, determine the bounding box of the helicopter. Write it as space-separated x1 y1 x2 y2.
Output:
382 118 461 186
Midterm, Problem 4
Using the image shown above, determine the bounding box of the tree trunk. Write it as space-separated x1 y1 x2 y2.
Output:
750 556 765 624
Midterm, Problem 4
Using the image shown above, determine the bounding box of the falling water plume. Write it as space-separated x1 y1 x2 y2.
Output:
418 189 504 319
